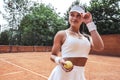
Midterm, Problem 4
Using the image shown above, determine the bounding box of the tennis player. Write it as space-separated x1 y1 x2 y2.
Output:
48 5 104 80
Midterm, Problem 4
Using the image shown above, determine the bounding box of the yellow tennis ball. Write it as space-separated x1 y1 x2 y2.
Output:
64 61 73 69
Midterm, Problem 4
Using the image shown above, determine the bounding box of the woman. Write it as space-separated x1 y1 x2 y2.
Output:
48 5 104 80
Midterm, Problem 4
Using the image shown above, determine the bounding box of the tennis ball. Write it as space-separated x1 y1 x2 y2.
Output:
64 61 73 69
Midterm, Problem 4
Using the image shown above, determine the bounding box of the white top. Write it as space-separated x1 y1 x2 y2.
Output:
61 30 91 58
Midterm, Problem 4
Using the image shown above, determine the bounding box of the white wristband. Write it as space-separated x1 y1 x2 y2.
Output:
54 57 61 64
86 22 97 32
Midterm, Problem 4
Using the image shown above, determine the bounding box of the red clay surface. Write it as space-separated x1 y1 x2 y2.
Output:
0 52 120 80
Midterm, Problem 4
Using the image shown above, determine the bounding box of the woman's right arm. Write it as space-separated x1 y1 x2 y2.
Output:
50 31 64 63
50 31 74 72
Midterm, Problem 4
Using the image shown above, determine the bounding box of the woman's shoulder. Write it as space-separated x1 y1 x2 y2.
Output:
54 30 67 43
56 30 66 36
54 30 67 41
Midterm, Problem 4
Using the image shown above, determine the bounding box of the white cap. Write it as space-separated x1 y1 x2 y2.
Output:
70 5 85 14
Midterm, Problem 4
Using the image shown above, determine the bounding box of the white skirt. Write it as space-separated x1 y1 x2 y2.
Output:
48 65 86 80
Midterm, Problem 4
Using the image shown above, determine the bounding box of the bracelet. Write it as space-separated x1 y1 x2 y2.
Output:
54 57 61 64
86 22 97 32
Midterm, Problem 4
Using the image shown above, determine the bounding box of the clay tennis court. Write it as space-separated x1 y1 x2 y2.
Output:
0 52 120 80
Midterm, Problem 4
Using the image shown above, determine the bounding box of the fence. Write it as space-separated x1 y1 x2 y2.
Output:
90 34 120 56
0 34 120 57
0 46 52 53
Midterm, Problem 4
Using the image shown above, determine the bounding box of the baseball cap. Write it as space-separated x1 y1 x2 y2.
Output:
70 5 85 14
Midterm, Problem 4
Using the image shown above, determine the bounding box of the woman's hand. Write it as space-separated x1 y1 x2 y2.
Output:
59 58 74 72
82 12 93 24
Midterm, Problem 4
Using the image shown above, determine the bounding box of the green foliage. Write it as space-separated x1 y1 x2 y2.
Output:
88 0 120 34
0 29 20 45
1 0 119 46
0 30 9 45
19 3 67 46
2 0 32 30
0 0 33 45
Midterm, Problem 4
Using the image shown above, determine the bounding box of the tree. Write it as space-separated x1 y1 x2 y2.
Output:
19 3 67 46
0 30 9 45
88 0 120 34
1 0 32 30
0 0 34 45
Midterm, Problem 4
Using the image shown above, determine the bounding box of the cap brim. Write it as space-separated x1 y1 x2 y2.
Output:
70 10 84 14
70 6 85 14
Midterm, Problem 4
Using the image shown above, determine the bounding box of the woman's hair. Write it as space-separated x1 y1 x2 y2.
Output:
78 6 90 41
80 22 85 34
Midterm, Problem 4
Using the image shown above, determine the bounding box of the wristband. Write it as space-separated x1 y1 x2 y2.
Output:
86 22 97 32
54 57 61 64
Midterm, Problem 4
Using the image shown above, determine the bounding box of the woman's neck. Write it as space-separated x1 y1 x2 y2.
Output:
68 27 83 39
69 27 80 33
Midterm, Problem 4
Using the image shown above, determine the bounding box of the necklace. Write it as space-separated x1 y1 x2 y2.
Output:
68 29 83 39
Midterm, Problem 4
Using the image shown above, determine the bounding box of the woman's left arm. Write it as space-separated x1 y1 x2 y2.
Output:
83 12 104 51
89 30 104 51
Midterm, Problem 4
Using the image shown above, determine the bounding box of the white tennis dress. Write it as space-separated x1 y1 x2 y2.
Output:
48 30 91 80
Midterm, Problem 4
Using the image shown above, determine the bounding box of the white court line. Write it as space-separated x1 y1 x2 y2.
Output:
90 71 120 75
88 60 120 67
0 71 23 76
0 59 48 80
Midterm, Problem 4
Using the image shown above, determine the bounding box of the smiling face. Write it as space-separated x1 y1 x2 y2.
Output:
69 11 83 28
